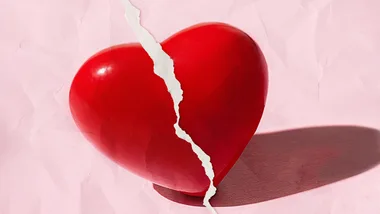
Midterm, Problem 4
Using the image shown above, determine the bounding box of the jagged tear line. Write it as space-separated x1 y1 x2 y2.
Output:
119 0 217 213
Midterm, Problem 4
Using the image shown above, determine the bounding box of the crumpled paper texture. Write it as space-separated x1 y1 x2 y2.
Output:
1 0 380 213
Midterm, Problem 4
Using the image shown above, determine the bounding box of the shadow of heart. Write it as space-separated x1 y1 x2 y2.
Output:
154 125 380 207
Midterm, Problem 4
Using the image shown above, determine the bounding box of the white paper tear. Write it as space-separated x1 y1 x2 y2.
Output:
120 0 217 213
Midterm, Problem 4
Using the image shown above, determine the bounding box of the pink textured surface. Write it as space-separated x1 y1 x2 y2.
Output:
1 0 380 214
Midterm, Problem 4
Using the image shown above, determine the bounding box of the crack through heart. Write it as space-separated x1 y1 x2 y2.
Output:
120 0 218 213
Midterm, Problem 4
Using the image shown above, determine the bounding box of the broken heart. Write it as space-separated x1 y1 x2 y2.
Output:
69 22 268 198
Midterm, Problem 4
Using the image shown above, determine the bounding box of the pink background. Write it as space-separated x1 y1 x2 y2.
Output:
1 0 380 213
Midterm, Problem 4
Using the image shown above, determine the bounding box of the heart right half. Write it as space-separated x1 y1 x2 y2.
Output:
69 23 268 196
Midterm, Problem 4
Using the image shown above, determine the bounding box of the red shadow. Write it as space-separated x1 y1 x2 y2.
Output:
154 125 380 207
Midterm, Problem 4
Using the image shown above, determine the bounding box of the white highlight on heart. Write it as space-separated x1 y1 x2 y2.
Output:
120 0 217 213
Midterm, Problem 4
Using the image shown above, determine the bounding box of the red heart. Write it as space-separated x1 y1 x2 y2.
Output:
69 23 268 196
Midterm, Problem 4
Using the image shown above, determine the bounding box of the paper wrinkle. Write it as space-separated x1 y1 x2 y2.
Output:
80 177 115 214
120 0 217 213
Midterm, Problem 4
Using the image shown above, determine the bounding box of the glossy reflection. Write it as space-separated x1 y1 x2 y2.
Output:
96 67 108 76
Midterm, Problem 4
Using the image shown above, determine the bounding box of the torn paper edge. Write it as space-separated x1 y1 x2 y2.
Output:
120 0 217 213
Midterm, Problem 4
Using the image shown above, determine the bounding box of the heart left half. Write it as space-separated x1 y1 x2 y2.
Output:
69 23 268 196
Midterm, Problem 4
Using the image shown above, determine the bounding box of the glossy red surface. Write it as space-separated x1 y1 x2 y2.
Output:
69 23 268 196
